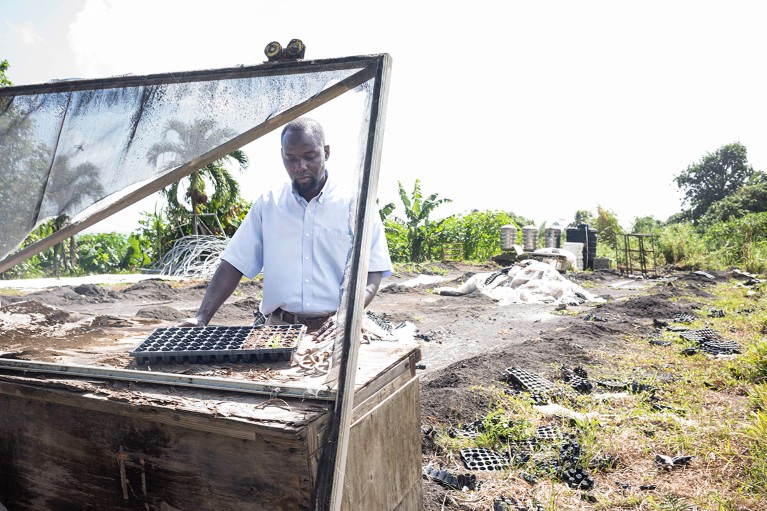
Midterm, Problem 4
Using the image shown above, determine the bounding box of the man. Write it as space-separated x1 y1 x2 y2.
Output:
182 117 392 330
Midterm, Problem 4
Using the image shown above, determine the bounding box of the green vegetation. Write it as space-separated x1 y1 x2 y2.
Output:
0 59 11 86
387 179 452 262
674 142 762 222
1 222 147 279
148 119 250 236
4 135 767 277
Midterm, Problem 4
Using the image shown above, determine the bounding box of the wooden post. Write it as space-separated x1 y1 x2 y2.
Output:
312 54 392 511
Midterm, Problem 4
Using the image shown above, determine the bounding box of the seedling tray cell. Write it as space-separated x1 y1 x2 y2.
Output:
460 447 510 471
535 424 561 441
130 325 306 365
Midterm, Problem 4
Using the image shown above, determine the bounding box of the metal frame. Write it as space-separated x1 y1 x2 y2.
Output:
0 53 393 511
618 233 658 276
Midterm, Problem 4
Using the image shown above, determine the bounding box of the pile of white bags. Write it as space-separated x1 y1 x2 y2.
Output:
434 260 602 306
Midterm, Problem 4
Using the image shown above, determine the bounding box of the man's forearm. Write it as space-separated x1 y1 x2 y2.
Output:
195 260 244 325
364 271 383 307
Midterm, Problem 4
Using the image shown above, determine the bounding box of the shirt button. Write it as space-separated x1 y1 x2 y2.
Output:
305 302 310 307
305 279 310 283
305 233 310 237
305 256 309 260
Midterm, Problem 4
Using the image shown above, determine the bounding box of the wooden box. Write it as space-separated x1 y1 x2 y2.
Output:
0 344 422 510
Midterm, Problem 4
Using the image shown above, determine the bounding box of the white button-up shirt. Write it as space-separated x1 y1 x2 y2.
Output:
221 173 393 316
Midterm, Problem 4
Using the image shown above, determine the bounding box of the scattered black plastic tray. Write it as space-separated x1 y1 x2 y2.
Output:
422 464 477 490
673 312 696 324
493 496 526 511
700 339 741 355
561 465 595 489
679 327 741 355
679 327 720 343
130 324 306 365
460 447 510 471
535 424 561 441
448 419 484 439
505 367 558 394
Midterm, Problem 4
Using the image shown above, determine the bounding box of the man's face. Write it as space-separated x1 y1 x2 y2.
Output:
281 128 330 199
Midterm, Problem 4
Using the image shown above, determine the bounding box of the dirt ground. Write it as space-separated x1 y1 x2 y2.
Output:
0 262 728 509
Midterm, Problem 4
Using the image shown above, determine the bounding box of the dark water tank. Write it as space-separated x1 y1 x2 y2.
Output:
566 224 598 269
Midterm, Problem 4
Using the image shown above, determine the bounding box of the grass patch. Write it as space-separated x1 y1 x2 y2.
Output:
394 261 451 276
424 278 767 510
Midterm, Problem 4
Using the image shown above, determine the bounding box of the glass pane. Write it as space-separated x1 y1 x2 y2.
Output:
0 67 363 259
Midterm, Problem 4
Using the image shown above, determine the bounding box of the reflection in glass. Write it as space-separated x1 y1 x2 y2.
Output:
0 68 361 260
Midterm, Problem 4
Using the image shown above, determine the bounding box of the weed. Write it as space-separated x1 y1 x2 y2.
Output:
747 384 767 412
731 338 767 384
742 409 767 496
475 409 533 449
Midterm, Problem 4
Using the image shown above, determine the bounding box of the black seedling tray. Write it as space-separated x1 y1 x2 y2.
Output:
679 327 741 355
460 447 510 471
505 367 558 394
448 419 484 440
535 424 561 441
673 312 696 324
130 325 306 365
422 464 477 490
680 327 720 343
493 496 527 511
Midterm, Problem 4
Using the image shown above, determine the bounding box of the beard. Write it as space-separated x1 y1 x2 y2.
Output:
292 175 319 195
292 170 327 197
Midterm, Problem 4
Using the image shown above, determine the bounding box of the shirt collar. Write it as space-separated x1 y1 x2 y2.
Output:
291 170 331 204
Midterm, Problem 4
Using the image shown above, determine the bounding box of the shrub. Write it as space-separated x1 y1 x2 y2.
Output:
656 222 708 269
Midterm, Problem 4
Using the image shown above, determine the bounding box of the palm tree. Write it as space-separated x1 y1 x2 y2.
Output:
397 179 451 261
147 119 250 235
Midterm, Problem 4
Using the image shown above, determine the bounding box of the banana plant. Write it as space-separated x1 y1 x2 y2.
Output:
397 179 451 262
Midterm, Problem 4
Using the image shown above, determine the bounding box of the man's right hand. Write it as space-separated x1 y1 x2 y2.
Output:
177 317 203 328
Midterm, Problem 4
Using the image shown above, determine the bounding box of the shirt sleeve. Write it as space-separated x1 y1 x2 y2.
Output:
220 199 264 279
368 215 393 277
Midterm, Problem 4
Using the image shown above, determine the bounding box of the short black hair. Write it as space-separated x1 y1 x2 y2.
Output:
281 117 325 146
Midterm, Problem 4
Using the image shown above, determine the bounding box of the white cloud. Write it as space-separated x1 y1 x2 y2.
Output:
5 19 45 46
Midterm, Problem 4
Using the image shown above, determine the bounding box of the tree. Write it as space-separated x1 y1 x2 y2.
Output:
699 173 767 226
147 119 249 235
674 142 758 221
0 96 54 259
631 215 662 234
0 59 12 86
377 198 395 222
568 210 593 228
42 157 106 217
395 179 451 262
435 210 518 261
595 206 623 250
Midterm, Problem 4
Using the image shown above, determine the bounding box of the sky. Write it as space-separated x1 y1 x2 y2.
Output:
3 0 767 234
